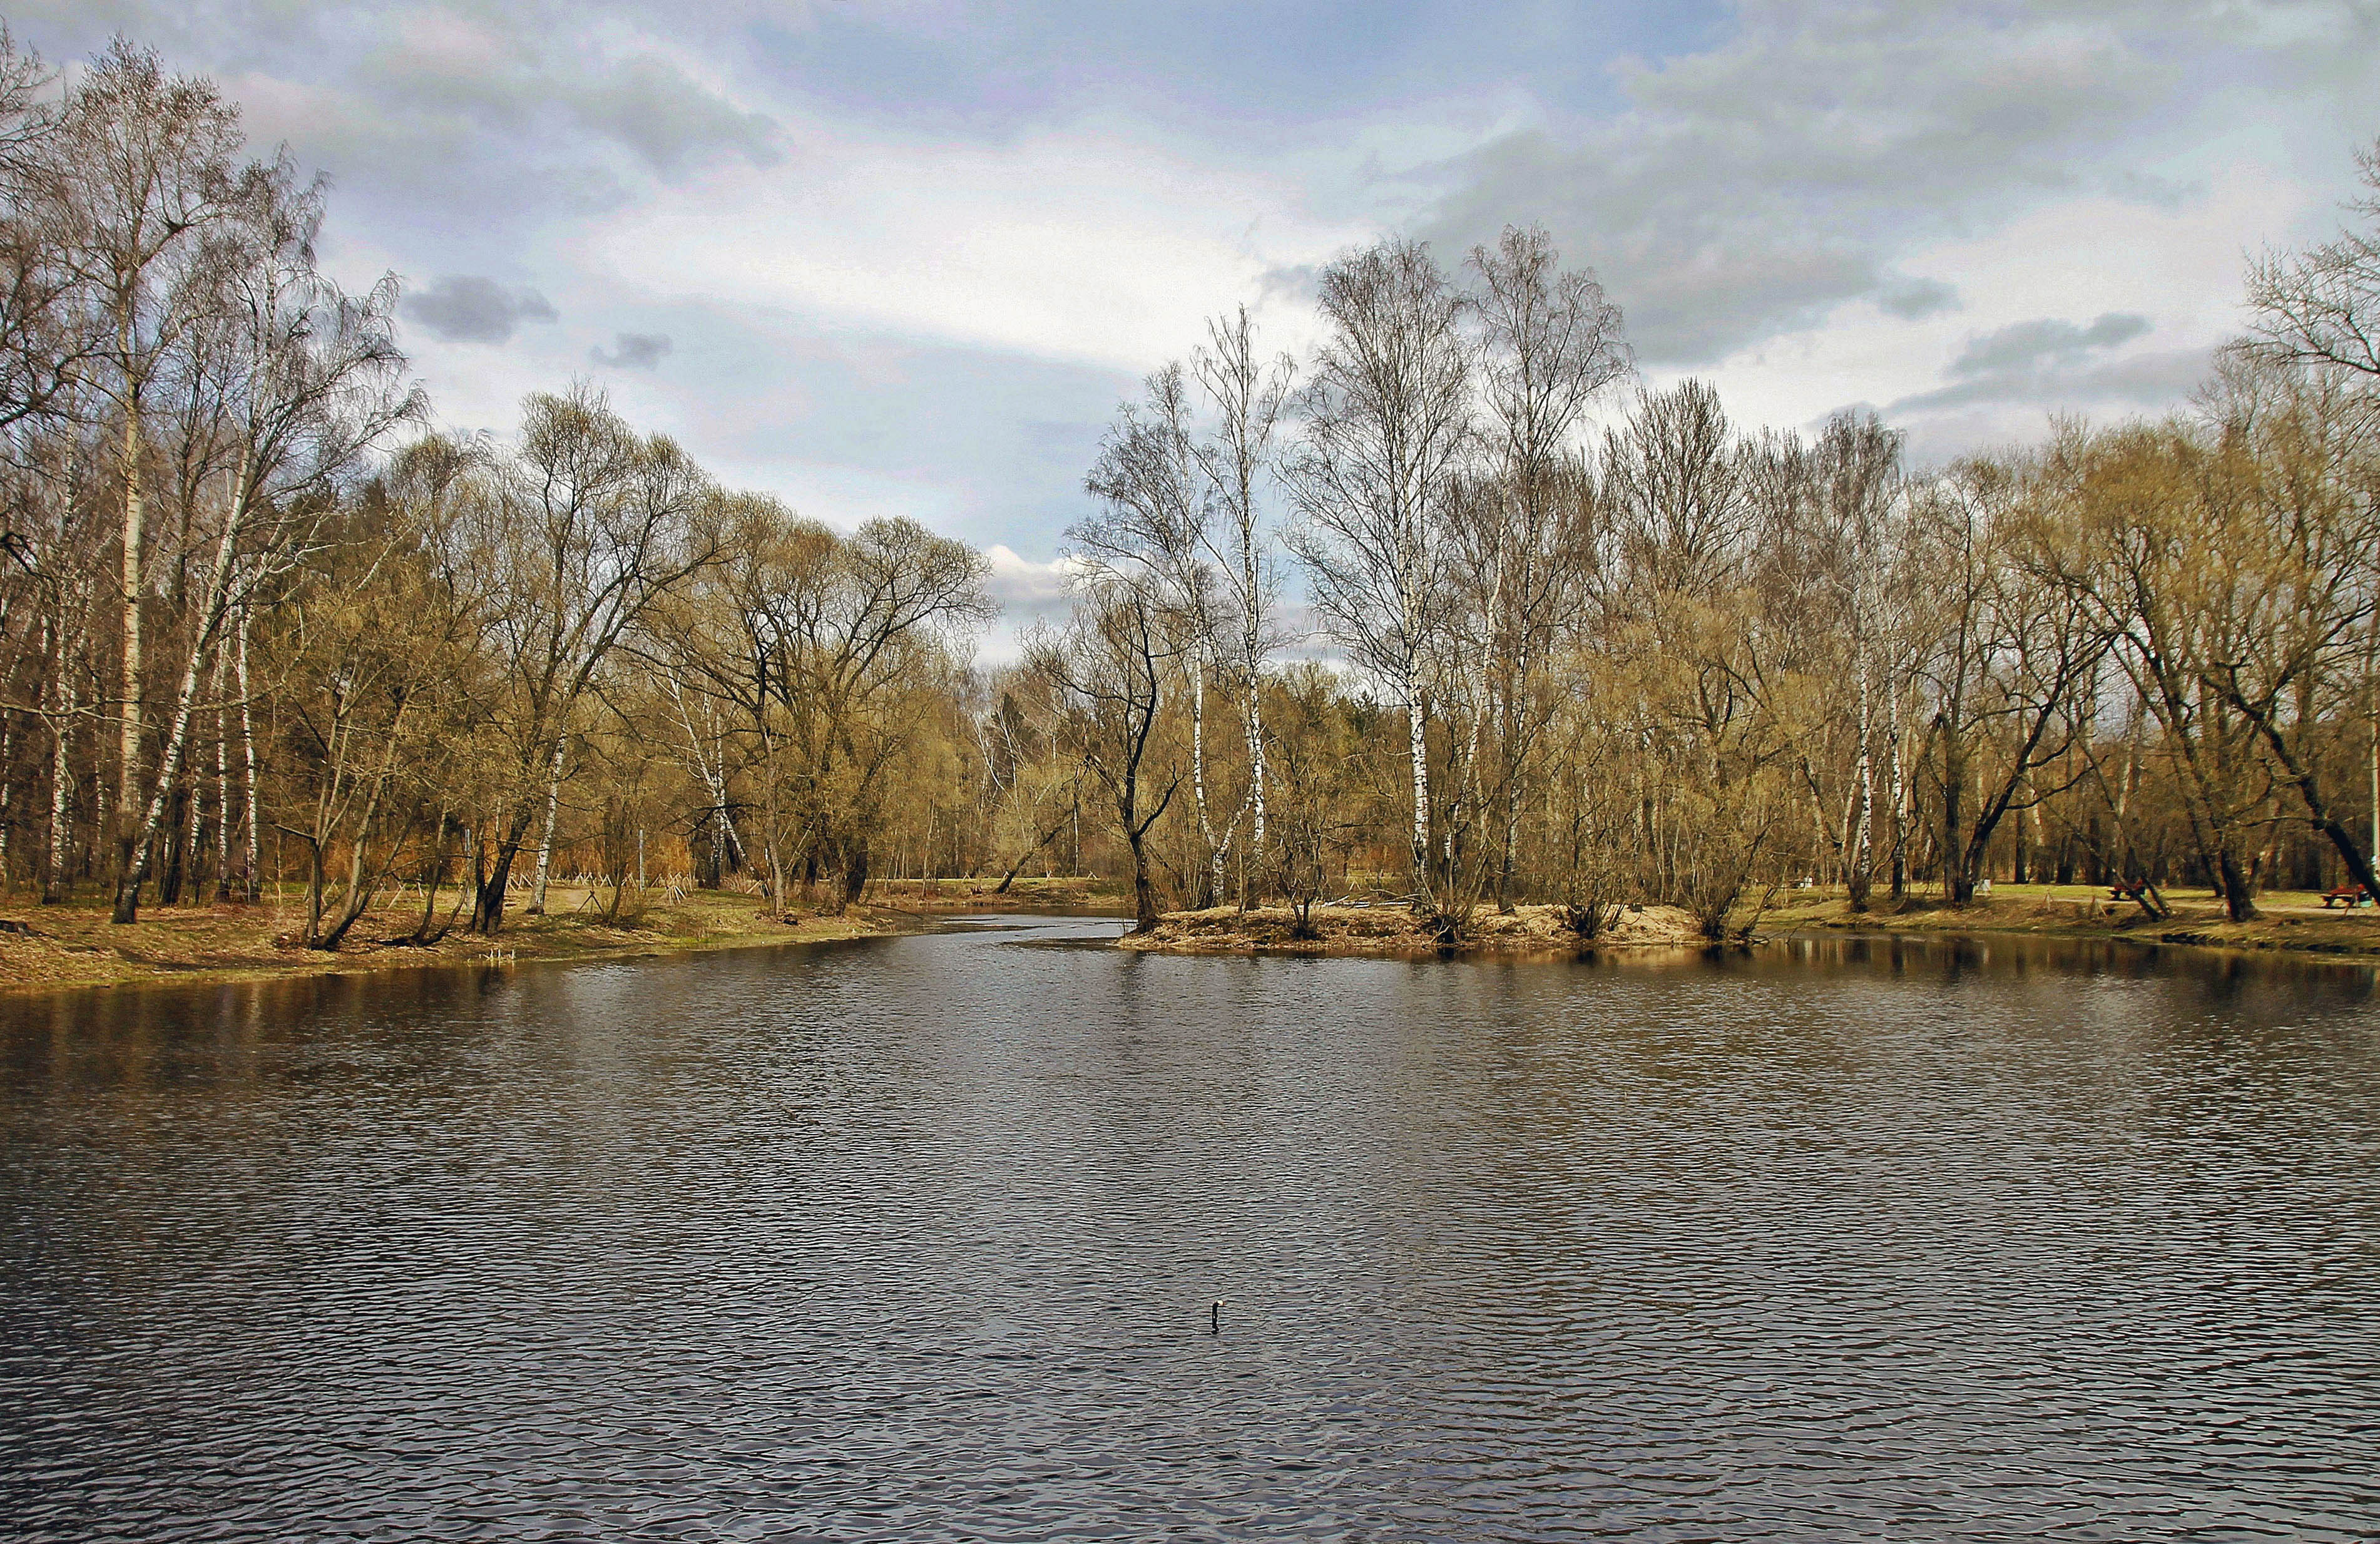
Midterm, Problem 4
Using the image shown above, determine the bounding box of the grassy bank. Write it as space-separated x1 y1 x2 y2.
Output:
1121 882 2380 963
854 875 1131 915
0 885 920 997
18 875 2359 996
1755 882 2380 959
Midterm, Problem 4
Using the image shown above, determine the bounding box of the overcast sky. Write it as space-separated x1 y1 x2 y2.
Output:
14 1 2380 642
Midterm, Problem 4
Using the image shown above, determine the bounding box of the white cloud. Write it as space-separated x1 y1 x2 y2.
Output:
975 544 1085 662
583 113 1366 371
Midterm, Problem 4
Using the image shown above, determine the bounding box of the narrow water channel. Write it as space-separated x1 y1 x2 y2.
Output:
4 919 2376 1540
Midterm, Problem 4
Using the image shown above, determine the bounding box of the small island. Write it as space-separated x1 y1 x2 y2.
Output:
1123 901 1707 956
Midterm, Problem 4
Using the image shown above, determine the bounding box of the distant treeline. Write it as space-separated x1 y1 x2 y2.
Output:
3 33 2376 942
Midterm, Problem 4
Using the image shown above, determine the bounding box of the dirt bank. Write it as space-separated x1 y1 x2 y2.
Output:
1120 902 1707 957
1757 884 2380 960
859 875 1131 915
1121 885 2380 964
0 887 917 998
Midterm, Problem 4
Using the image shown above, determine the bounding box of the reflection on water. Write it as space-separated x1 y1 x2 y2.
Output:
3 921 2376 1540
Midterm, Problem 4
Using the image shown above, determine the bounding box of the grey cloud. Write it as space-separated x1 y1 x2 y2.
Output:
1877 277 1959 320
402 276 558 344
1948 313 2151 377
1257 262 1322 307
570 56 781 175
357 33 781 181
591 330 673 369
1892 345 2222 466
1414 3 2337 364
1889 344 2207 417
94 8 792 231
2102 168 2199 210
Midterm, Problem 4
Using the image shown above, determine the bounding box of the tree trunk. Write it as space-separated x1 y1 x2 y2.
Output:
1127 820 1159 931
2217 844 2259 922
472 826 524 934
114 399 144 911
2230 687 2380 904
840 835 869 909
1190 654 1219 907
113 461 250 924
527 731 566 913
237 608 260 902
111 623 208 923
1406 689 1431 907
1889 698 1909 902
310 705 408 949
1243 663 1266 858
44 678 72 905
1941 722 1971 904
995 797 1073 894
399 812 453 945
1849 659 1874 912
213 659 232 901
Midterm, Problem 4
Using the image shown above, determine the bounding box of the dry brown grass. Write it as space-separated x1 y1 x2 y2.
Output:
0 885 909 996
1757 884 2380 959
1121 902 1707 957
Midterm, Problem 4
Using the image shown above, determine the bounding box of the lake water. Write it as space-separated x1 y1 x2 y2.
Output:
3 917 2377 1540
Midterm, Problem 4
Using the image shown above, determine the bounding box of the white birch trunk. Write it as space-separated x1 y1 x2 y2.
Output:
116 598 222 916
529 730 567 911
1244 675 1266 852
1240 528 1267 857
1407 685 1431 904
214 658 231 899
116 407 145 882
46 678 73 903
116 457 250 919
237 608 260 901
1190 650 1222 903
669 675 742 872
1855 654 1873 878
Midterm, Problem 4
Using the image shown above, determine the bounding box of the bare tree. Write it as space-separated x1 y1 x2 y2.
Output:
1461 223 1628 907
1187 307 1292 897
1920 457 2110 909
51 40 248 907
2244 138 2380 381
109 160 418 921
1081 362 1232 901
0 33 101 473
2242 139 2380 897
1036 581 1178 931
465 387 715 934
1287 237 1473 913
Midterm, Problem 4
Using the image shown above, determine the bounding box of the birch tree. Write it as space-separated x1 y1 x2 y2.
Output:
1461 224 1627 907
108 160 417 921
1081 362 1233 902
1287 237 1472 914
1187 307 1292 898
51 41 248 908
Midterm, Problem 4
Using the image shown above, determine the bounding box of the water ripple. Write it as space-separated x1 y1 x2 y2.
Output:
3 921 2377 1540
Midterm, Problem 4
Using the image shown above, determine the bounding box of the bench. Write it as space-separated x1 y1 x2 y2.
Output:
2107 881 2148 902
2321 886 2372 909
